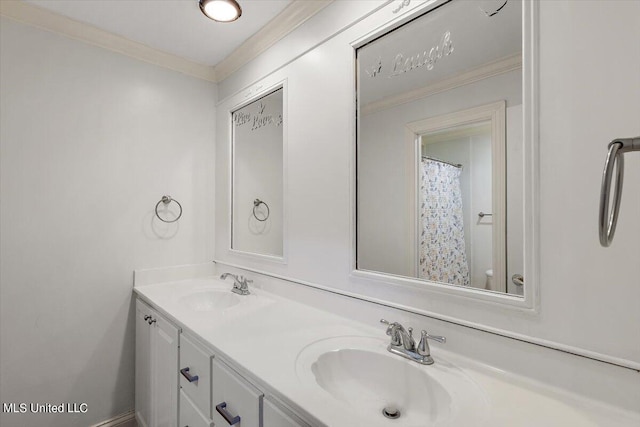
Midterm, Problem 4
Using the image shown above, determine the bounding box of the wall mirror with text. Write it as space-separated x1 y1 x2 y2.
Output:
231 86 285 259
356 0 535 301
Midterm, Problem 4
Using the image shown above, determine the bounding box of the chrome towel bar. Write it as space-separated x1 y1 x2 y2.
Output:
252 198 270 222
155 195 182 223
599 137 640 247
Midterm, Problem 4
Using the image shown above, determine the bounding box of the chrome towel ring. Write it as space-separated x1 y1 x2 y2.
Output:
253 199 270 222
599 137 640 247
155 195 182 223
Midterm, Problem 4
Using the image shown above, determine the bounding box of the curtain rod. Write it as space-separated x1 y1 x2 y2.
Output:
422 156 463 169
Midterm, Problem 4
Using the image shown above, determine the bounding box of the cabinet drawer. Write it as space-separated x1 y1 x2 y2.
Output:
179 390 213 427
211 358 263 427
180 334 212 418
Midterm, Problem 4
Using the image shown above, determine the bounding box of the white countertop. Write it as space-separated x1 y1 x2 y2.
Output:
134 277 640 427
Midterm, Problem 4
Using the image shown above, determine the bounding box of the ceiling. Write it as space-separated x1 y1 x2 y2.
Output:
23 0 294 67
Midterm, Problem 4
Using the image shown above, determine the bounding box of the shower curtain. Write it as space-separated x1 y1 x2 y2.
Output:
419 158 470 286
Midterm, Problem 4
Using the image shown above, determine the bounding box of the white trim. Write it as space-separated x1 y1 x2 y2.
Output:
214 1 333 82
522 0 541 317
91 410 136 427
0 0 216 82
362 54 522 115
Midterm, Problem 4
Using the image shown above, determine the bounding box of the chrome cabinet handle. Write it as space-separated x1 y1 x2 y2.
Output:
148 318 156 325
180 367 199 383
216 402 240 426
144 315 151 321
599 137 640 247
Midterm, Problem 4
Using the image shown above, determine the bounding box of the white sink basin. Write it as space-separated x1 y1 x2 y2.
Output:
296 336 488 426
178 290 241 311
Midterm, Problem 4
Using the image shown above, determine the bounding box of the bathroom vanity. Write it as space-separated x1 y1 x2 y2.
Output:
133 269 640 427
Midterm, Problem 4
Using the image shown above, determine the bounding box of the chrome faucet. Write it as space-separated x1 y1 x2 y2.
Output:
380 319 446 365
220 273 252 295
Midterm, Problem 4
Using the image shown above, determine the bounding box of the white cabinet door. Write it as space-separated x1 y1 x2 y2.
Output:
263 397 311 427
135 300 153 427
135 299 180 427
153 310 179 427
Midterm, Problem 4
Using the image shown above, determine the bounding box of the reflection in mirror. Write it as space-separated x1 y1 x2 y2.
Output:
415 102 505 292
232 87 284 257
356 0 524 295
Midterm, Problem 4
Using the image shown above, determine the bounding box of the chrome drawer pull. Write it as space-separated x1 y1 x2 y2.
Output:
179 367 199 383
216 402 240 426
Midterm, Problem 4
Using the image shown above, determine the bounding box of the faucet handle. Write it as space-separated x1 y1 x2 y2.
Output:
380 319 391 334
417 330 446 356
426 332 446 344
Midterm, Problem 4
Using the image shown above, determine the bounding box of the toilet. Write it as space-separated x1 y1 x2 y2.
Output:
485 269 494 290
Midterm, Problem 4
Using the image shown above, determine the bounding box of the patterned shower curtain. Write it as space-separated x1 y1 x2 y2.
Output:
419 158 470 286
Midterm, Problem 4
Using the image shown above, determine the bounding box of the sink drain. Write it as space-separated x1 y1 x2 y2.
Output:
382 406 401 420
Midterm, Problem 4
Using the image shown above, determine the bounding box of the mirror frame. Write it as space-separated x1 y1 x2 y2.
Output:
351 0 538 312
228 81 288 263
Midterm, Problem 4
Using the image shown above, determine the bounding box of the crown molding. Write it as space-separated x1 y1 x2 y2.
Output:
1 0 332 83
362 53 522 116
213 0 333 82
0 0 218 81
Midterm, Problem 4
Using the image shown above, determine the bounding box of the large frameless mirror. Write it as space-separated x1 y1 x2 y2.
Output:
231 87 284 258
356 0 524 296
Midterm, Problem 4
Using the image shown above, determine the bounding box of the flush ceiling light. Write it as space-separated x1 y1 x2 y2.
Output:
199 0 242 22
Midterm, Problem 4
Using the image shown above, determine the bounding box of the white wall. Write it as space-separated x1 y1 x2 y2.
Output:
215 0 640 367
0 17 216 427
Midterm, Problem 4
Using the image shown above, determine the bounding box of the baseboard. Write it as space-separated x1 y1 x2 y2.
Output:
91 410 136 427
